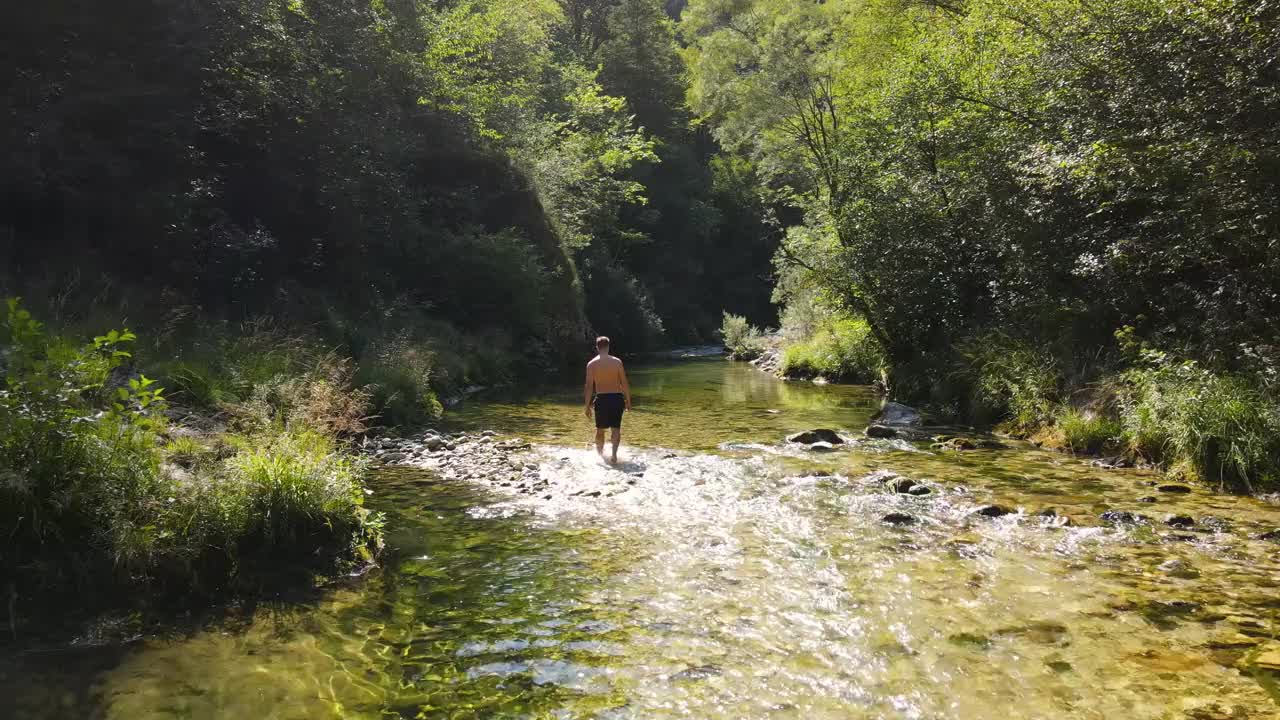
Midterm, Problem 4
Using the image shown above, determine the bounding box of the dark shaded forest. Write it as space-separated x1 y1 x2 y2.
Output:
2 0 777 372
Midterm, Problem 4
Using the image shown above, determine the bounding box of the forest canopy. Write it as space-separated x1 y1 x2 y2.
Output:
1 0 778 368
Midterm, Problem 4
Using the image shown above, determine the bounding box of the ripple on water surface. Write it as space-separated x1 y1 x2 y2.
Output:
6 359 1280 719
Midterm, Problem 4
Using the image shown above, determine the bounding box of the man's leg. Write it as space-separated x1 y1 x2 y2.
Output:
610 428 621 464
595 428 606 457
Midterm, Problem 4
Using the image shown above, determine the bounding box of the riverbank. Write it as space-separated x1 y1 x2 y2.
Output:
723 314 1280 494
0 303 388 639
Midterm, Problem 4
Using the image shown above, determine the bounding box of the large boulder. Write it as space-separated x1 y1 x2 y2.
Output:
871 401 922 427
787 429 843 445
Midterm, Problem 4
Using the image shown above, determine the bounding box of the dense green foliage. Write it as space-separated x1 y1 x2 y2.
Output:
779 316 884 385
1 0 778 361
1117 355 1280 491
1 302 382 605
685 0 1280 487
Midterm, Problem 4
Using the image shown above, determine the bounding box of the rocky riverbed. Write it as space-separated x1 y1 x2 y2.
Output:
363 428 1280 544
362 430 647 502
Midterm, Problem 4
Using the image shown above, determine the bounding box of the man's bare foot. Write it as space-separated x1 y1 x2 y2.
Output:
609 454 618 465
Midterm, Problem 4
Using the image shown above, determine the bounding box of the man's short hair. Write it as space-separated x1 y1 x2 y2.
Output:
596 336 610 349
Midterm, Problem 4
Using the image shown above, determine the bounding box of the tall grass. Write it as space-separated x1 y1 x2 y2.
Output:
956 332 1061 432
1118 358 1280 490
1053 407 1123 455
356 334 443 426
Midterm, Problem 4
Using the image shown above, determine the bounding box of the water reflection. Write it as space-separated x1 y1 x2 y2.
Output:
3 360 1279 719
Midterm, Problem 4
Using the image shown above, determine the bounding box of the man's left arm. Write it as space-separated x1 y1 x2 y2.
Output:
621 363 632 410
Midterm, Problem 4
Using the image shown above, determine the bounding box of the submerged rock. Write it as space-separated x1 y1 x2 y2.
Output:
1158 559 1200 579
1256 529 1280 541
889 477 917 494
1091 456 1133 469
933 437 1004 451
787 429 843 445
973 504 1015 518
864 424 898 439
671 664 722 681
1100 510 1147 525
1200 516 1231 533
1157 484 1192 494
1164 515 1196 528
1240 641 1280 672
881 512 916 526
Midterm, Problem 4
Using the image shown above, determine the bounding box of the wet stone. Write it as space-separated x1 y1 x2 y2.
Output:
974 504 1015 518
1200 516 1231 532
889 477 917 494
1165 515 1196 528
1137 496 1158 503
1256 529 1280 541
881 512 916 526
907 485 933 497
864 424 898 439
787 429 843 445
1158 484 1193 494
1100 510 1147 525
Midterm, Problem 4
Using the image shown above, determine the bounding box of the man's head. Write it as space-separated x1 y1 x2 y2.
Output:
596 336 611 354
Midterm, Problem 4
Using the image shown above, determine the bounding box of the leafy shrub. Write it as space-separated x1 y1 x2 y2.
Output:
780 316 885 383
0 300 383 605
1054 407 1122 455
957 332 1061 432
0 299 167 587
720 312 765 360
1118 355 1280 490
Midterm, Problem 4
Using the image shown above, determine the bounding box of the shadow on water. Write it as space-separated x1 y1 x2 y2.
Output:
1 467 640 719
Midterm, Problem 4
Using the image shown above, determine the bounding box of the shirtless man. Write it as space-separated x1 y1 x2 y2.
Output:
583 336 632 464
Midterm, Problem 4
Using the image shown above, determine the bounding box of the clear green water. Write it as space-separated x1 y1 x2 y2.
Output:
6 358 1280 719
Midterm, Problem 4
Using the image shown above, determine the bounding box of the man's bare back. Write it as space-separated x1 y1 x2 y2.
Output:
586 355 627 394
583 336 631 464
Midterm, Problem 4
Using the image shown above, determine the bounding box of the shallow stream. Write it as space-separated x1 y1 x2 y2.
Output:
6 358 1280 719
